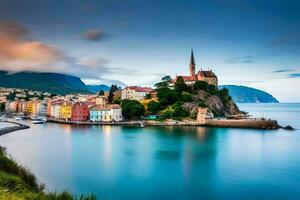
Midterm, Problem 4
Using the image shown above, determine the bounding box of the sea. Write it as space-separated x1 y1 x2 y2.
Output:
0 103 299 200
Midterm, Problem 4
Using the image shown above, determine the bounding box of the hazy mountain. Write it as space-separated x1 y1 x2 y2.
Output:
220 85 279 103
86 84 110 93
0 70 89 95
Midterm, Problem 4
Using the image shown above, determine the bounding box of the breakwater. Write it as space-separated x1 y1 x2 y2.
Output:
0 121 30 136
48 118 279 130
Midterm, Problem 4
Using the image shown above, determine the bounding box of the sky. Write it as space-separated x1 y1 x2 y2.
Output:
0 0 299 102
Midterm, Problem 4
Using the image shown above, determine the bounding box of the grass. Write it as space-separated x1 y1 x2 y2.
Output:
0 146 96 200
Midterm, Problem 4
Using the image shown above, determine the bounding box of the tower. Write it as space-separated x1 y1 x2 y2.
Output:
189 49 196 76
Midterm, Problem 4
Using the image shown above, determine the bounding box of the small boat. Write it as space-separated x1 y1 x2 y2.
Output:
15 116 25 120
32 119 45 124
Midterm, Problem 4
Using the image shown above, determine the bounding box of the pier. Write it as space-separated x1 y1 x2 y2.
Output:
0 120 30 136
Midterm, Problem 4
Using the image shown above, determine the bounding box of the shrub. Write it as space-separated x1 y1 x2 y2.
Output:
121 100 145 119
156 87 178 107
194 81 208 91
218 88 232 104
147 101 161 114
174 76 191 93
180 93 193 102
197 100 207 107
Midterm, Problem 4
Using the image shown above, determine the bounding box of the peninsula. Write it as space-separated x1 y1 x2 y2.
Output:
0 50 279 130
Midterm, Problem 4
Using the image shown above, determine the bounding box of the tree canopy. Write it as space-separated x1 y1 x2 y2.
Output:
121 99 145 119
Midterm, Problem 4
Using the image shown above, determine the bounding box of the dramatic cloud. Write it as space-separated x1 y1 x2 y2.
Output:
0 21 67 73
82 29 105 41
227 56 255 64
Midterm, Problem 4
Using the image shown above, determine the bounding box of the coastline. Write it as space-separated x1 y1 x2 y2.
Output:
47 117 279 130
0 120 30 136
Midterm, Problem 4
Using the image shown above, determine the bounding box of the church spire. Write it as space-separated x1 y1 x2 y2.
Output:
189 49 196 76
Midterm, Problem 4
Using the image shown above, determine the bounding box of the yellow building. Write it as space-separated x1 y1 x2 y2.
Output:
26 101 34 115
59 102 72 120
95 96 106 105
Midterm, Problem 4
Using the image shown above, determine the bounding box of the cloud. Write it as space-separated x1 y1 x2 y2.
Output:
0 21 68 73
287 73 300 78
272 69 294 73
82 29 105 42
0 21 156 86
226 56 255 64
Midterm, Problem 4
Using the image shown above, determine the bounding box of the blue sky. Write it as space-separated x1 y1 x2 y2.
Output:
0 0 299 102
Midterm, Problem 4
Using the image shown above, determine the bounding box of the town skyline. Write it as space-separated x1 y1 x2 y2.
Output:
0 0 299 102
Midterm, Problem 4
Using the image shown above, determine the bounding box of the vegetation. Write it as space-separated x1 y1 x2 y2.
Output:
108 84 119 103
0 146 96 200
147 101 161 114
218 88 232 104
149 75 236 120
97 90 105 96
0 103 5 112
121 99 145 119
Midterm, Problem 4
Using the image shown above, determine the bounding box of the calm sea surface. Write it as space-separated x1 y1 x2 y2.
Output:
0 103 299 200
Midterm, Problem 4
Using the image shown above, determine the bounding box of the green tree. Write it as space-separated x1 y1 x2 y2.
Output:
154 75 172 88
194 81 208 91
97 90 105 96
0 103 5 112
180 92 193 102
172 102 189 118
156 87 178 107
147 101 161 114
145 93 151 99
218 88 232 104
174 76 191 93
161 75 172 82
108 84 119 103
121 100 145 119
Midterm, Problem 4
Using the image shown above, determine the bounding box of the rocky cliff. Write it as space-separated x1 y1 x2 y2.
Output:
183 90 242 117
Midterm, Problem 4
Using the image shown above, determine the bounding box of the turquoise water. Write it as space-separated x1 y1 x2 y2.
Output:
0 103 299 199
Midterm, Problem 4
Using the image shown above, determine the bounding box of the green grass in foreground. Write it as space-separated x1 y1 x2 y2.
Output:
0 146 96 200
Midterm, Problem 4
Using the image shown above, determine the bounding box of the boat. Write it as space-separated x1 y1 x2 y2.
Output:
14 115 25 120
32 119 45 124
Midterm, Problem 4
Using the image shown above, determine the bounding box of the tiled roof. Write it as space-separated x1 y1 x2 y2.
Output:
197 70 217 78
124 86 153 93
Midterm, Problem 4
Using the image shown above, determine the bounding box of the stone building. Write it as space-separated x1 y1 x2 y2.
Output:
173 49 218 86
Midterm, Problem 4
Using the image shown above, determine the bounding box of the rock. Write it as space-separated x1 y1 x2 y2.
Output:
187 90 242 116
282 125 295 131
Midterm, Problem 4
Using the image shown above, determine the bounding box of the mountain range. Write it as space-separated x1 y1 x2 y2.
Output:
0 70 279 103
220 85 279 103
0 70 88 95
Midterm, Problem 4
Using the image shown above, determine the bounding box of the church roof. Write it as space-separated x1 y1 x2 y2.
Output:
190 49 195 66
197 70 217 78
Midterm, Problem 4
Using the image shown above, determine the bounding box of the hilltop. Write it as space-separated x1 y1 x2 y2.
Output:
0 70 89 95
220 85 279 103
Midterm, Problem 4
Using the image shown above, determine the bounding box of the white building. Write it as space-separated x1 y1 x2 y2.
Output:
121 86 153 101
90 104 122 122
37 101 48 116
50 103 61 118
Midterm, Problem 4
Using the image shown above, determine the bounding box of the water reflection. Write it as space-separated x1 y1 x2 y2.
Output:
0 103 299 200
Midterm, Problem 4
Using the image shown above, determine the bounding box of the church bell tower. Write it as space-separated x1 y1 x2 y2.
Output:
189 49 196 76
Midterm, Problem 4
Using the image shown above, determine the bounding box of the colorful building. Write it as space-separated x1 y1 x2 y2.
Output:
50 102 62 119
90 104 122 122
71 102 90 122
59 102 72 120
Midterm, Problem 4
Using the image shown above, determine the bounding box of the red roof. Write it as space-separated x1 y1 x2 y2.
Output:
197 70 217 78
124 86 153 93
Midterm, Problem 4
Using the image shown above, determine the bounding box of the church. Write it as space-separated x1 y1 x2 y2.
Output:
173 49 218 86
